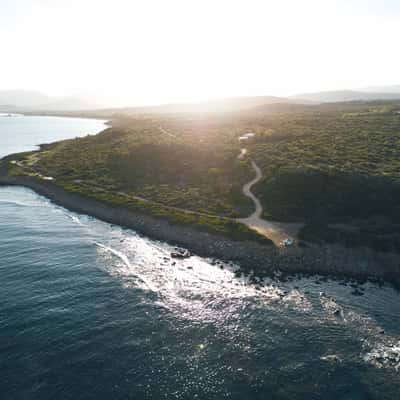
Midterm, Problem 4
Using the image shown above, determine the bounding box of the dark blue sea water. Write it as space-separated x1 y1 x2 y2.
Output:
0 116 399 399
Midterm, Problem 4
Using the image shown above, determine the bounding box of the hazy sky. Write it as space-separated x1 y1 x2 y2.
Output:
1 0 400 106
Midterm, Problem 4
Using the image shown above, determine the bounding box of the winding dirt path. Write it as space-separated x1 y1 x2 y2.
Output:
238 156 303 246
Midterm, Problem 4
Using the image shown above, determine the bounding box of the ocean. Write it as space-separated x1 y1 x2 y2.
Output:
0 115 399 399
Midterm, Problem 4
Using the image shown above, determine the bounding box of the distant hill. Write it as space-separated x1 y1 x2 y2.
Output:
0 90 50 109
7 88 400 114
0 90 106 112
291 90 400 103
95 96 305 115
39 95 106 111
1 92 309 114
360 85 400 93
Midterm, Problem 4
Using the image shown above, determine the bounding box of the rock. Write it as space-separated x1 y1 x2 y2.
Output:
171 248 192 259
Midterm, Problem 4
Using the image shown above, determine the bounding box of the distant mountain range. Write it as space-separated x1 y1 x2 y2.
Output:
2 86 400 114
291 88 400 103
87 88 400 114
98 96 303 115
0 90 107 111
358 85 400 93
0 91 298 113
0 90 49 109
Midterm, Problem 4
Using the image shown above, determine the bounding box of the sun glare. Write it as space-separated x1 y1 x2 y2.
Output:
1 0 400 105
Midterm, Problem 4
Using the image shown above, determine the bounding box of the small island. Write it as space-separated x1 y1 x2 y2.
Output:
2 100 400 285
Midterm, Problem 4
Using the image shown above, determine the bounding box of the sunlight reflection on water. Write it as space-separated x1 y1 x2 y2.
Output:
1 185 400 399
89 218 400 375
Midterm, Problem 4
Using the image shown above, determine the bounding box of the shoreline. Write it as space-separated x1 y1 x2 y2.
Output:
1 172 399 286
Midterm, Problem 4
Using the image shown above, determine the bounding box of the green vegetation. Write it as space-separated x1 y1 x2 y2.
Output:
247 104 400 251
32 118 254 217
4 160 271 245
8 101 400 251
59 181 272 244
3 120 270 244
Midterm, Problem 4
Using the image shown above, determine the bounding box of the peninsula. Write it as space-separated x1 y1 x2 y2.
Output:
2 100 400 285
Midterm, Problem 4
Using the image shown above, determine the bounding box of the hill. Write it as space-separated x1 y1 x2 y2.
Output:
6 100 400 252
0 90 107 112
291 90 400 103
0 90 50 109
86 96 299 116
360 85 400 93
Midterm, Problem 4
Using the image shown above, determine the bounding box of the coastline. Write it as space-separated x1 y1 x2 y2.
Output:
1 171 399 286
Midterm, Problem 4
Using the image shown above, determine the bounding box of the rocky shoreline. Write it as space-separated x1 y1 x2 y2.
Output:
1 173 399 286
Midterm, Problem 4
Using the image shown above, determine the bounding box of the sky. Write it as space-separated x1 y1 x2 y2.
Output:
1 0 400 106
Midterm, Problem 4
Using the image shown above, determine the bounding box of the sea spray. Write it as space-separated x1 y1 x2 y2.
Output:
95 242 157 293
